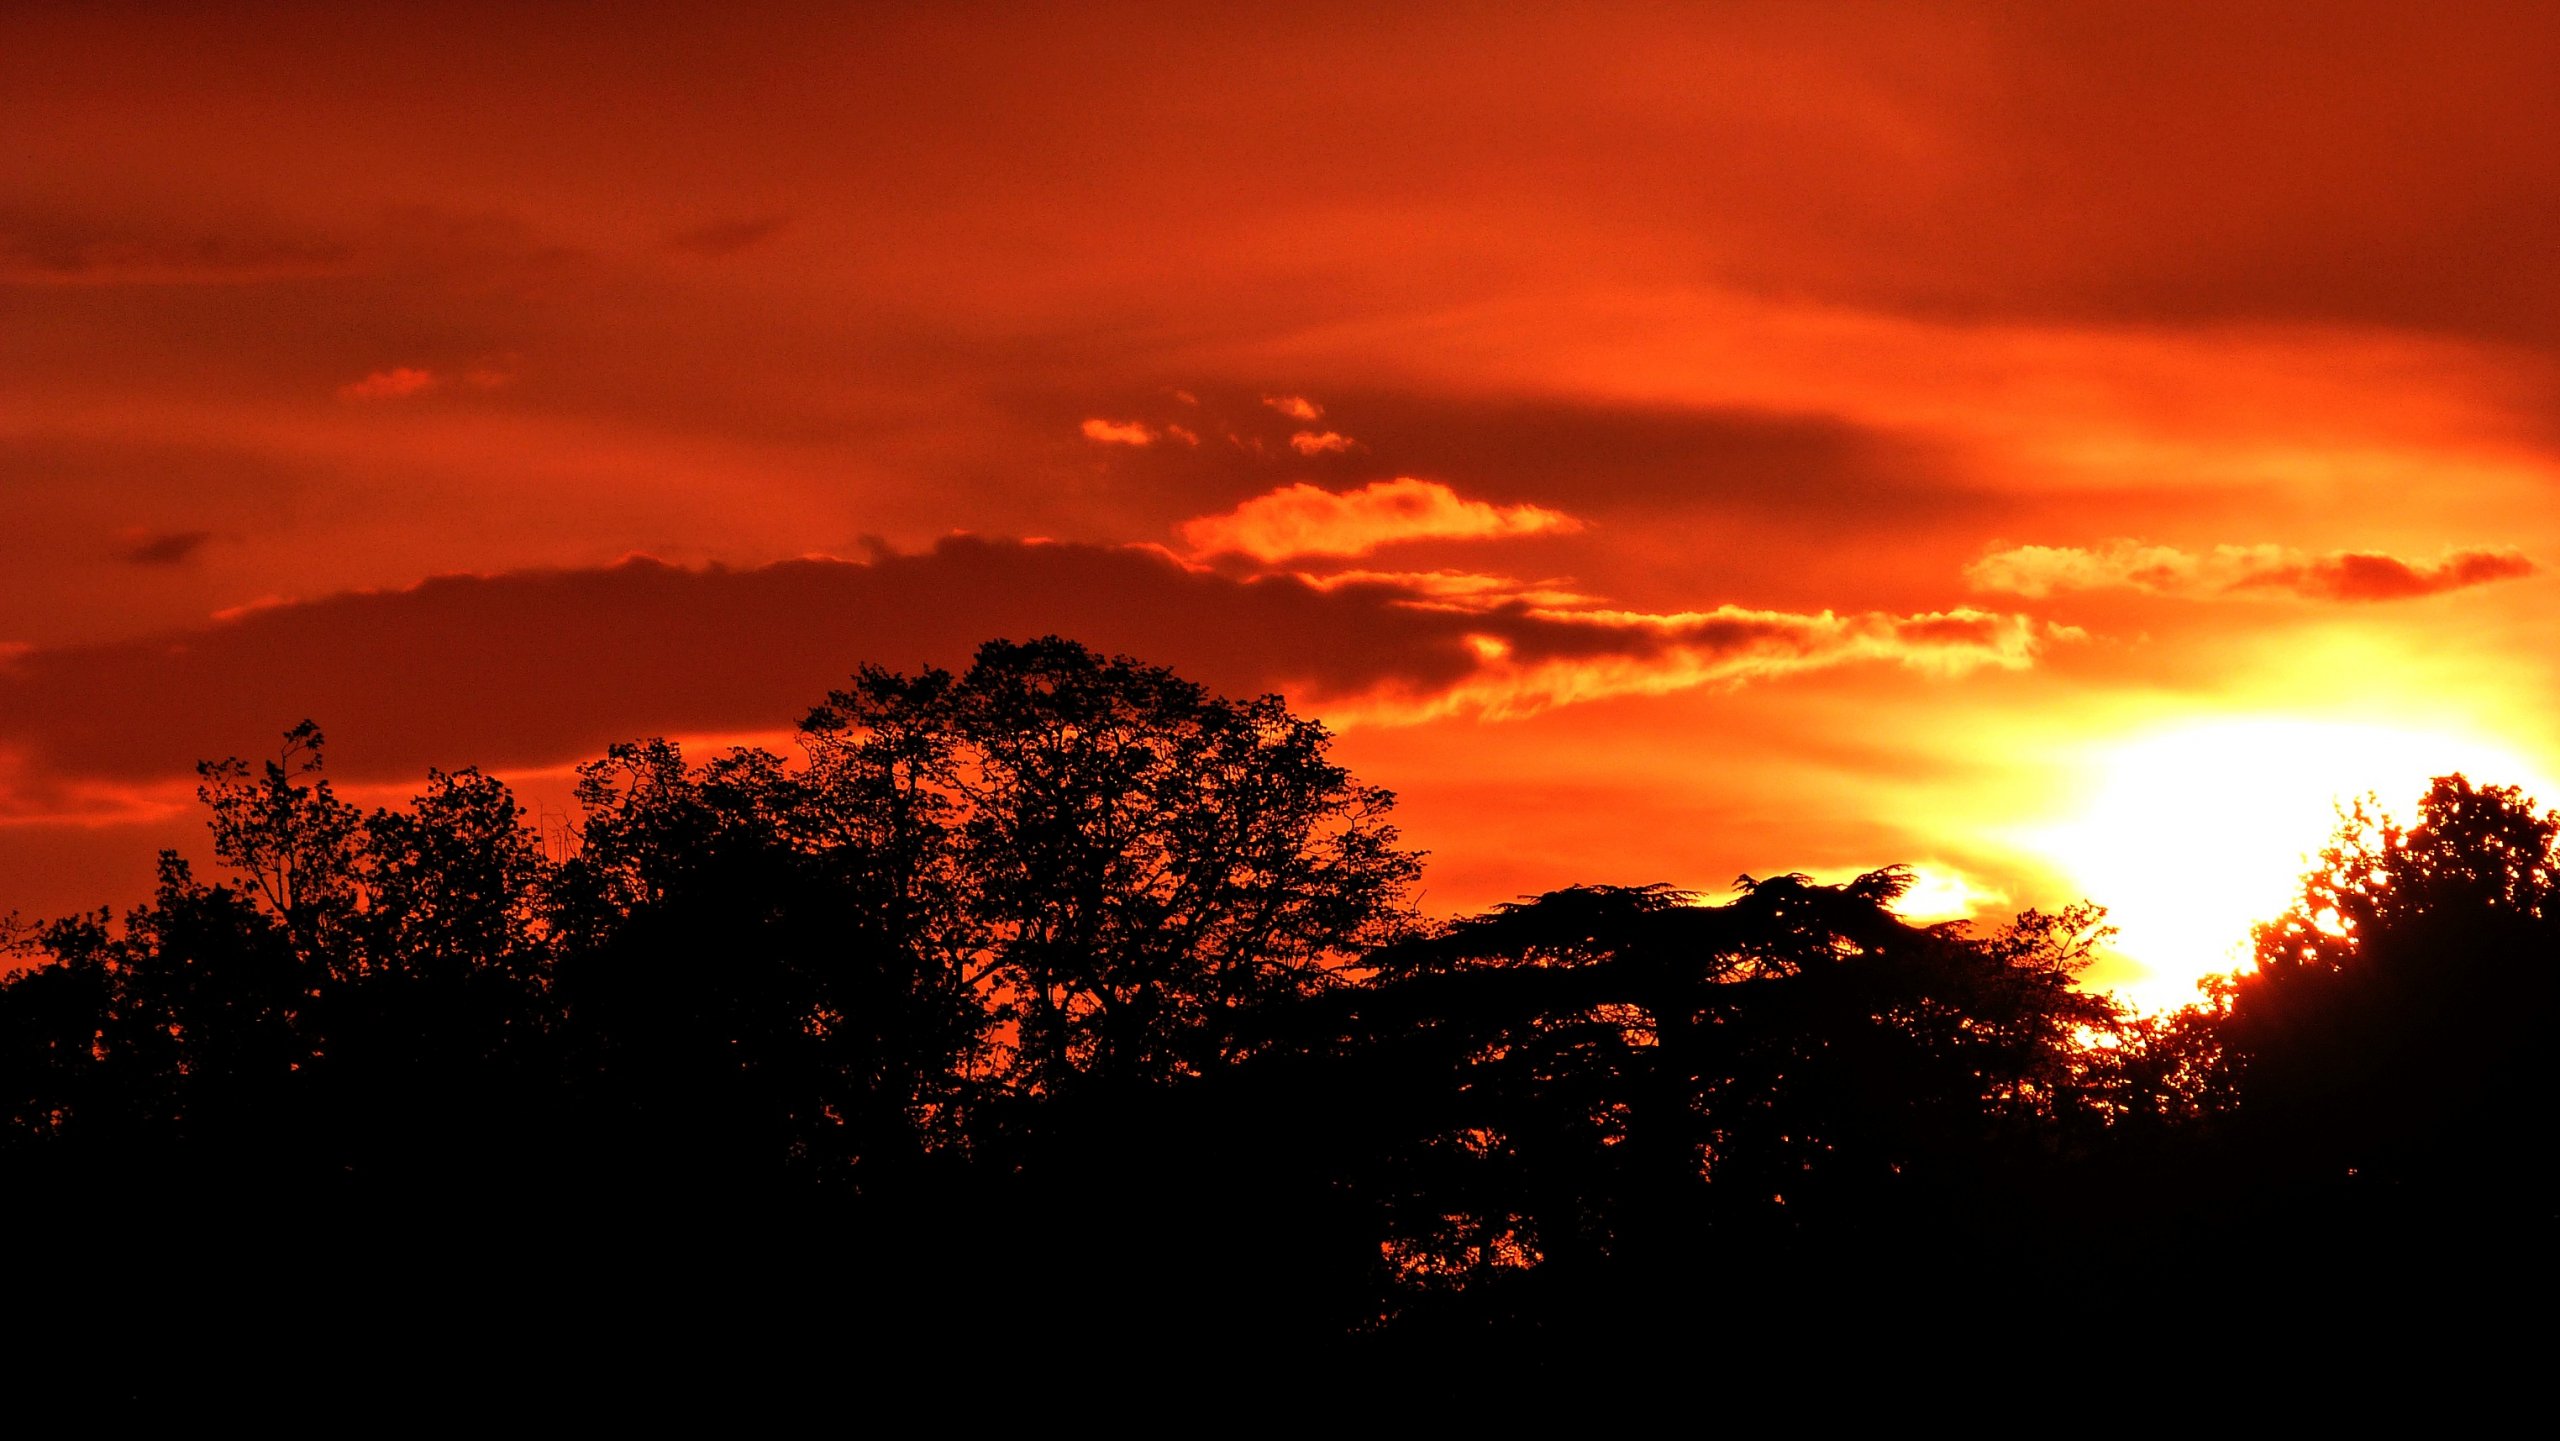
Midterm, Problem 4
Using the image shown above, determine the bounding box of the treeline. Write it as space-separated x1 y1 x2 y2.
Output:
3 638 2551 1397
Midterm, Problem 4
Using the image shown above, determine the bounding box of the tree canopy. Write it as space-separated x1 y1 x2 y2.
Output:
2229 775 2558 1196
1 640 2549 1397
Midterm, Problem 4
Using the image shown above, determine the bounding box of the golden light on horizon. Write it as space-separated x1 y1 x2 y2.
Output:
2024 718 2555 1009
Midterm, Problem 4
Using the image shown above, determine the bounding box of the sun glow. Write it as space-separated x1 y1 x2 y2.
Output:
1885 865 2009 925
2027 718 2553 1010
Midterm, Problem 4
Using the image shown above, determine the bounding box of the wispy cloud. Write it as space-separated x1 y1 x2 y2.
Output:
339 367 440 401
1969 540 2536 602
119 530 215 567
0 222 358 286
1080 417 1158 446
1263 394 1323 422
1340 605 2054 726
1290 430 1357 455
1292 568 1597 610
1182 478 1581 562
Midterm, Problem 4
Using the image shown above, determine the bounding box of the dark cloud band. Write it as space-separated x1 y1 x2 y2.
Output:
0 537 2043 789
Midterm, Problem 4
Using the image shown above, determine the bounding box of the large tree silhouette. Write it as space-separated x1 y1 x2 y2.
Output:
2227 775 2557 1200
1207 872 2121 1348
803 637 1422 1098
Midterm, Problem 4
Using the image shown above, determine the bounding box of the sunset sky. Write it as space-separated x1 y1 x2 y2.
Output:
8 2 2560 1002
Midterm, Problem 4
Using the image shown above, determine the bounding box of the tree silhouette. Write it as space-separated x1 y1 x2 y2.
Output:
6 644 2554 1396
1171 870 2124 1358
548 736 978 1191
0 728 566 1198
804 637 1423 1097
2229 775 2557 1200
194 720 364 965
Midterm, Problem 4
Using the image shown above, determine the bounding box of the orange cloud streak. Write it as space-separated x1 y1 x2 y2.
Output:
1079 417 1157 446
1182 478 1581 562
1331 606 2054 727
1970 541 2536 602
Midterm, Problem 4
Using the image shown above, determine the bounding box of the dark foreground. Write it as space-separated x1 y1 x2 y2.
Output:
6 643 2550 1409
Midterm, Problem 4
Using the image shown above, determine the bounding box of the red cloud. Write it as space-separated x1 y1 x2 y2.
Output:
339 367 439 401
0 538 2050 793
1263 395 1323 422
0 222 360 286
119 530 215 567
2280 550 2539 602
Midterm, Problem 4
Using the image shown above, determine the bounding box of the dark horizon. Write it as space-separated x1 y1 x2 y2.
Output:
8 637 2550 1402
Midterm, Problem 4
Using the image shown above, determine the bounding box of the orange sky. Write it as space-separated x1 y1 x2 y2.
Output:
9 2 2560 1001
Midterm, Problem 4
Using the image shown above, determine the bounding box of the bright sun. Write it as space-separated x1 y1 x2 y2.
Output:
2026 718 2552 1009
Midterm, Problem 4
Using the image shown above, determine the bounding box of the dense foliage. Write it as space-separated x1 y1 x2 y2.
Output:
3 639 2548 1397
